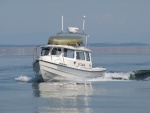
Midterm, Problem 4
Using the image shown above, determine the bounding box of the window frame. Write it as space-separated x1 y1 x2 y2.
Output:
85 52 90 61
41 48 50 56
76 51 85 60
51 47 62 56
63 48 75 59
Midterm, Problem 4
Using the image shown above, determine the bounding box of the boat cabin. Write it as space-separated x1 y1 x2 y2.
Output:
40 45 92 69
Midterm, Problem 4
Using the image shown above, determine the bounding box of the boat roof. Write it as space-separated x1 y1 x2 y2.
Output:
48 35 83 46
49 35 83 38
41 45 91 52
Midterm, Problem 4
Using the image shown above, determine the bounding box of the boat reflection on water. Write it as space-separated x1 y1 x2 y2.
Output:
32 82 93 98
32 82 93 113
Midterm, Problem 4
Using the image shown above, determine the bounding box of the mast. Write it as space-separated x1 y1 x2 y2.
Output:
61 16 64 32
82 16 86 33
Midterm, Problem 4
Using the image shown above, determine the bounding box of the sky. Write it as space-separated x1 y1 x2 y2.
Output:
0 0 150 45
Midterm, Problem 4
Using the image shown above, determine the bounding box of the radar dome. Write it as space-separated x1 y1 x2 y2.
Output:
67 27 79 33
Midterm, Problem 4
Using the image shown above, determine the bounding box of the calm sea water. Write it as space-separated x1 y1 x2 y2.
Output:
0 55 150 113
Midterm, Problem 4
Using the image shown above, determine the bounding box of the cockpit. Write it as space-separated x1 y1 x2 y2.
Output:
41 47 91 62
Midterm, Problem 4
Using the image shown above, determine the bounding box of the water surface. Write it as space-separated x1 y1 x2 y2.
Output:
0 55 150 113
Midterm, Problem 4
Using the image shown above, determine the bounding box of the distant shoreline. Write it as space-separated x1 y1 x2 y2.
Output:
90 46 150 55
0 44 150 56
0 42 149 47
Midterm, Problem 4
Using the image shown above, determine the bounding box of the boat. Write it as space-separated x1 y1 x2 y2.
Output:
33 16 106 82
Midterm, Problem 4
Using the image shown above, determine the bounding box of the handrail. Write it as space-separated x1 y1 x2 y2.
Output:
33 46 41 61
33 47 37 61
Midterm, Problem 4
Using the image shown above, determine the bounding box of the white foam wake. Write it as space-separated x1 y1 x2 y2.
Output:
15 75 43 83
15 75 32 82
15 72 132 83
88 72 131 82
104 72 131 80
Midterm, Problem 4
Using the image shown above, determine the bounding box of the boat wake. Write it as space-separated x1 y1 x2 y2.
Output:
130 70 150 81
89 72 131 82
15 75 31 82
15 75 41 83
90 70 150 81
15 70 150 83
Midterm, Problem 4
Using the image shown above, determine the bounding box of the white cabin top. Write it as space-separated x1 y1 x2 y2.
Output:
41 45 91 52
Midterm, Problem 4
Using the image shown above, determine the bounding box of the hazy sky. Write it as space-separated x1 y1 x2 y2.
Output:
0 0 150 45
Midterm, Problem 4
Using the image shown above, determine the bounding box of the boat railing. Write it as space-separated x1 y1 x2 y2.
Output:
33 46 41 61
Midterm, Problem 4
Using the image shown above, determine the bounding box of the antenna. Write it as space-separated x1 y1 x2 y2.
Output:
82 15 86 33
61 16 64 32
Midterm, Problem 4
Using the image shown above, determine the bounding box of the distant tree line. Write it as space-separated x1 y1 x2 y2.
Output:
89 43 149 47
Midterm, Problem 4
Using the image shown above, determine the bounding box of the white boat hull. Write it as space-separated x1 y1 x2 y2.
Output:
33 60 106 82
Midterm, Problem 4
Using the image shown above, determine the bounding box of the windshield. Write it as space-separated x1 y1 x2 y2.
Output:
51 47 62 55
41 48 50 56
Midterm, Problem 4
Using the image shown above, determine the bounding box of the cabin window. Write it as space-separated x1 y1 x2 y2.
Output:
41 48 50 56
51 47 61 55
76 51 85 60
85 52 90 61
64 48 74 58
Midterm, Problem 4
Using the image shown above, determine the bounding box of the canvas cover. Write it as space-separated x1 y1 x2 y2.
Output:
48 36 83 46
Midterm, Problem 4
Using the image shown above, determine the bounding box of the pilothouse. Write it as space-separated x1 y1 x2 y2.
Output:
33 16 106 82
